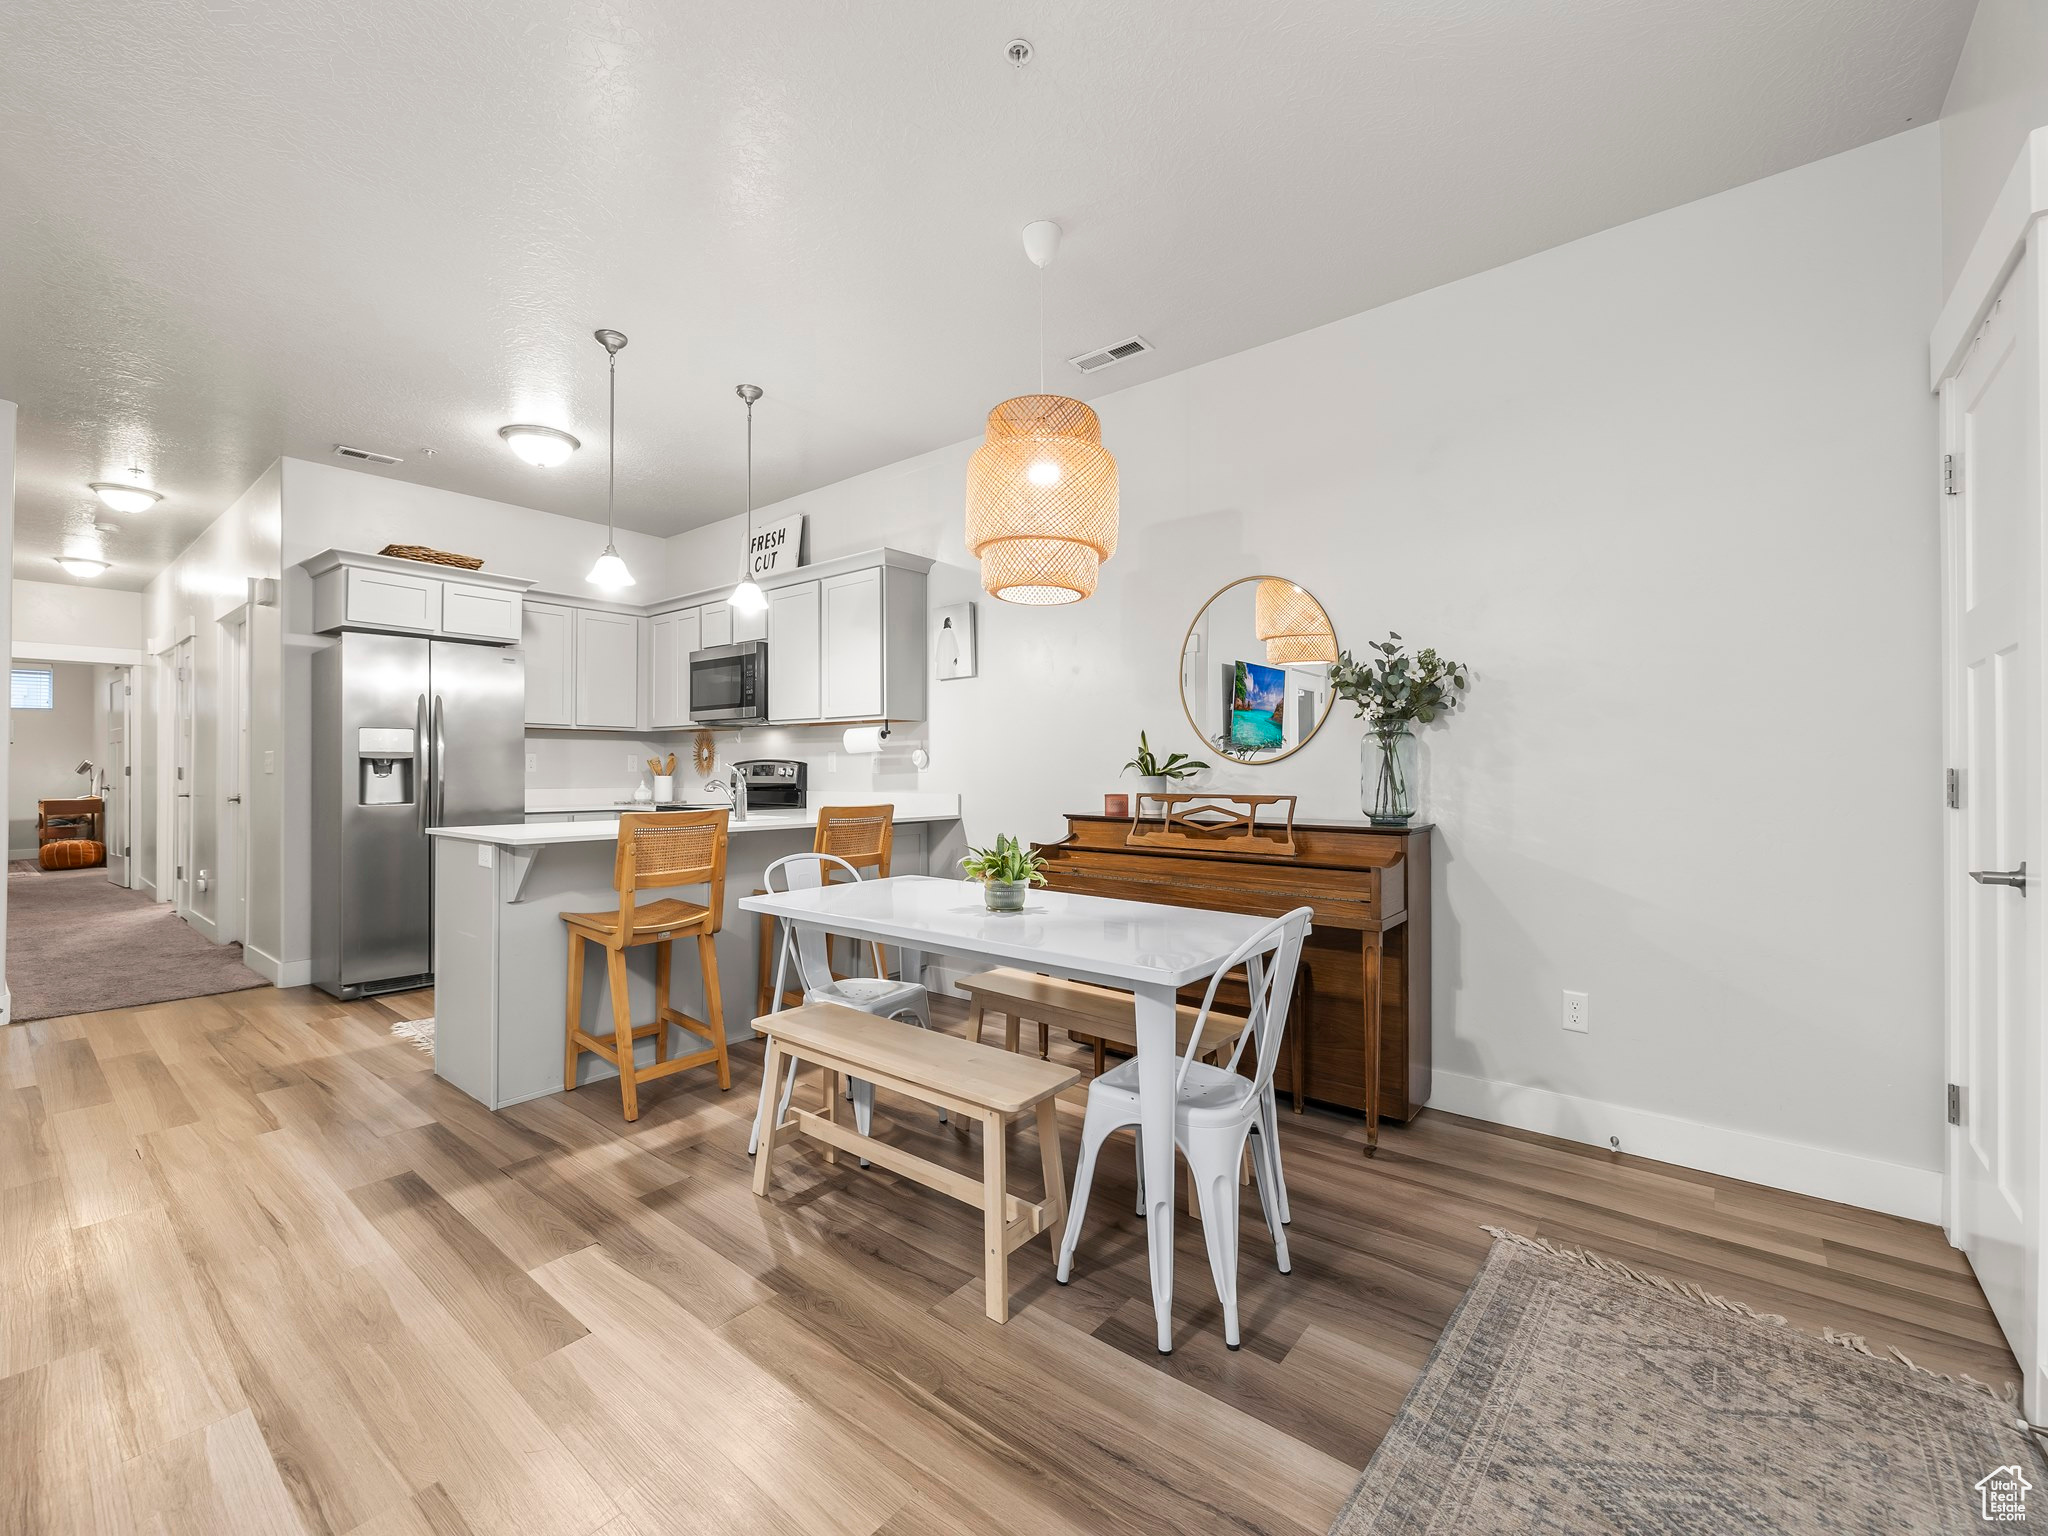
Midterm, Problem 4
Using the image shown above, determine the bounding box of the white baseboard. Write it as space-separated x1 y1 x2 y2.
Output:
137 875 157 900
242 944 310 989
0 987 10 1025
1425 1068 1942 1224
185 908 219 943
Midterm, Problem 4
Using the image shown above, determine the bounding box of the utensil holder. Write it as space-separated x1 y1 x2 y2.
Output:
653 775 675 802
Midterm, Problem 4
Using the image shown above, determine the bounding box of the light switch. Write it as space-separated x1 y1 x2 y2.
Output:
263 750 275 774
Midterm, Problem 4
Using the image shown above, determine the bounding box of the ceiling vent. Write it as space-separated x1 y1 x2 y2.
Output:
1068 335 1153 375
333 443 403 465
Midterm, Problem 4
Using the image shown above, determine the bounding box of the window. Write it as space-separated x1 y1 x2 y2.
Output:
10 666 54 711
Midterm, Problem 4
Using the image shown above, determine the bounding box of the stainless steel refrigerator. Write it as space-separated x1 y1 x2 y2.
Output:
311 631 525 999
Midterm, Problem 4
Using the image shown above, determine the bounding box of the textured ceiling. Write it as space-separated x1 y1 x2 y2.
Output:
1 0 1972 590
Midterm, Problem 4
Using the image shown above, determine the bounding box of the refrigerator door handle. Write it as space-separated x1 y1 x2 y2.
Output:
432 693 447 827
415 693 430 833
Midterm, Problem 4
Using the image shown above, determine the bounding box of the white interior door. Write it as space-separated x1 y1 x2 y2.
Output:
103 668 130 886
173 637 195 918
1945 249 2044 1416
217 615 249 943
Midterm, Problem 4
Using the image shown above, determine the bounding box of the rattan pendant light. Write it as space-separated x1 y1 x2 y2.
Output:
1255 578 1337 663
965 221 1118 605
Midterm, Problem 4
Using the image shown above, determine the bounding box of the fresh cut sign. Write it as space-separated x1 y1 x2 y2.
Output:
747 513 806 579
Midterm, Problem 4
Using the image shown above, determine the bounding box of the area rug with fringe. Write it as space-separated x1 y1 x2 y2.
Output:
1328 1228 2042 1535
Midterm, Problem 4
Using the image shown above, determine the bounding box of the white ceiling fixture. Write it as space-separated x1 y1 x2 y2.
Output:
586 328 634 591
498 423 579 467
89 478 160 513
729 384 768 617
0 0 1976 591
54 554 110 577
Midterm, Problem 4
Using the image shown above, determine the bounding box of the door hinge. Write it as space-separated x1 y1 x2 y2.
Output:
1944 453 1961 497
1946 768 1961 809
1948 1083 1963 1126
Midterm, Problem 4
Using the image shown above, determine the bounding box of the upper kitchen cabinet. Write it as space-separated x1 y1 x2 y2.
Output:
574 608 641 729
302 549 532 642
648 606 701 729
521 602 575 726
766 580 822 722
764 549 928 724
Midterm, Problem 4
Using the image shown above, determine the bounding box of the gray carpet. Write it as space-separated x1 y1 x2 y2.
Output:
7 865 268 1022
1329 1228 2040 1534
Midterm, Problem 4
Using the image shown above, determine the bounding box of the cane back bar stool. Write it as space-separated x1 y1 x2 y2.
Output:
563 808 733 1121
755 803 897 1016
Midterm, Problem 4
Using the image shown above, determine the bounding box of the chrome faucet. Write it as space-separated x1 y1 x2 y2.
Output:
705 764 748 821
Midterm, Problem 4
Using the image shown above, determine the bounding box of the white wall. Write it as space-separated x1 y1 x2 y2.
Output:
8 662 96 857
0 403 14 1019
668 128 1946 1217
13 579 144 659
1939 0 2048 294
141 463 284 965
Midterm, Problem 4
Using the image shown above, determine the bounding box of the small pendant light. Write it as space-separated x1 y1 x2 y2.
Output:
729 384 768 616
964 220 1119 605
1255 579 1337 663
586 328 635 591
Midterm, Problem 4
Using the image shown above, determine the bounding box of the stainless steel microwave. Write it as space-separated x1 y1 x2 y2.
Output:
689 640 769 724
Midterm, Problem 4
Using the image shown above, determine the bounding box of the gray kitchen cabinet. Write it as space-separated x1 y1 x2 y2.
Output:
766 580 821 722
573 608 641 729
521 602 575 727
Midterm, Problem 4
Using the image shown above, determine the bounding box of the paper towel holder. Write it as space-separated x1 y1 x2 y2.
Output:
842 723 931 771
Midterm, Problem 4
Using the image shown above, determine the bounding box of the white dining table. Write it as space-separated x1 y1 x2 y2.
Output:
739 873 1275 1353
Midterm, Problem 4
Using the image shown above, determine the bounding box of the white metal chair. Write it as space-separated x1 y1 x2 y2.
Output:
1055 906 1312 1350
747 852 938 1159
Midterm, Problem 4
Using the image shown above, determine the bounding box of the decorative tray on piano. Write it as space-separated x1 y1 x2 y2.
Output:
1126 793 1297 857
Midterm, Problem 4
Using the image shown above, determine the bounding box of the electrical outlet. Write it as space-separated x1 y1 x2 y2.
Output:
262 750 275 774
1562 990 1589 1034
625 753 638 772
526 754 537 773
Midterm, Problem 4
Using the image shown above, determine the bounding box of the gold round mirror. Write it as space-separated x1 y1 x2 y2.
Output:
1178 576 1338 765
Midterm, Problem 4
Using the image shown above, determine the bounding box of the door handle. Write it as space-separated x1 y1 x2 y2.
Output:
432 694 446 827
225 795 241 804
416 693 430 834
1971 862 2028 894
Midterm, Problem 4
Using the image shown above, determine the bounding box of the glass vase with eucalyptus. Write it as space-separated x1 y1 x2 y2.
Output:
1330 633 1470 827
1363 720 1419 825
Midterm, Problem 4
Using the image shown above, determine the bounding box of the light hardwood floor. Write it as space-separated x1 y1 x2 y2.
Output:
0 984 2016 1535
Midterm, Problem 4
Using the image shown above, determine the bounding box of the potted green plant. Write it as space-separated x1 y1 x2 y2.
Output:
1122 731 1208 812
1329 633 1470 825
961 833 1048 913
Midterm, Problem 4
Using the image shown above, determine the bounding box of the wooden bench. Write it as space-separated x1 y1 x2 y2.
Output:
959 968 1273 1080
751 1001 1078 1323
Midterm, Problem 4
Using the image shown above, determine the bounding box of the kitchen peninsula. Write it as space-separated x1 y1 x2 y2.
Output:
426 794 963 1109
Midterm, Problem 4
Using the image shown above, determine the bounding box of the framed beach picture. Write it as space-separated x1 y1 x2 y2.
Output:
1224 659 1286 752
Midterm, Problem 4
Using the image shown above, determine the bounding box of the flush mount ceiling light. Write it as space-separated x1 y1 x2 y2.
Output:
54 555 111 578
964 220 1119 605
1255 579 1337 663
89 477 160 513
729 384 768 617
498 423 580 467
586 329 635 591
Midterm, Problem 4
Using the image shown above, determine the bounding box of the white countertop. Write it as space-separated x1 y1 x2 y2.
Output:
433 793 961 847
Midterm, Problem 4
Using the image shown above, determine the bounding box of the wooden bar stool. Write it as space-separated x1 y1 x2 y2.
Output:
755 803 896 1017
563 809 732 1122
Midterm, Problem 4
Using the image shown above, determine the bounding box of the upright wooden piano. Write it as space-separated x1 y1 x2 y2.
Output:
1033 812 1429 1151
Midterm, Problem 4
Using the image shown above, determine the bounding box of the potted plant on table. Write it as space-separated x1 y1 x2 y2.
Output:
961 834 1048 913
1122 731 1208 813
1330 633 1470 825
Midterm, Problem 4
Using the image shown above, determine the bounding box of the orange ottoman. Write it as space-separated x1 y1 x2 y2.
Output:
39 839 104 871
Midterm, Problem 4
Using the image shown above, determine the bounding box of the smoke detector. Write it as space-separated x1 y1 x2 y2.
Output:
1068 336 1153 375
333 444 403 465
